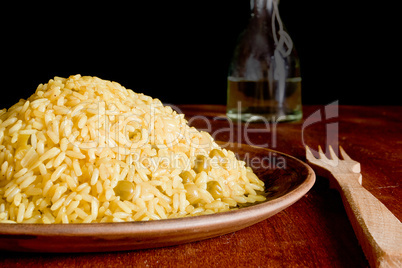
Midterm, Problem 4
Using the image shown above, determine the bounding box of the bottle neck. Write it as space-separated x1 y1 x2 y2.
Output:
250 0 275 17
249 0 294 57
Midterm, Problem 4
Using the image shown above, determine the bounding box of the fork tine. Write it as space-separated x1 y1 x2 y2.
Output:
305 146 317 161
306 145 328 170
339 146 361 174
306 145 338 171
318 145 327 160
339 146 352 160
328 145 339 160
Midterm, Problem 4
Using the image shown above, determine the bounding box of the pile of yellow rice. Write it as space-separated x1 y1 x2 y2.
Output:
0 75 265 223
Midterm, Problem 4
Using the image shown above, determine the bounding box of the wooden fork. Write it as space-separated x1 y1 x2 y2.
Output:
306 145 402 268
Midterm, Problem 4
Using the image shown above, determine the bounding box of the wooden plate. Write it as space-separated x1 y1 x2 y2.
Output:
0 143 315 252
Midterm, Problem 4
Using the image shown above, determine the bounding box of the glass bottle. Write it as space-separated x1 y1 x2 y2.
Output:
226 0 302 122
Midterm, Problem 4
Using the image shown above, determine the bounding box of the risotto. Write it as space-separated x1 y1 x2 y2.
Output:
0 75 265 223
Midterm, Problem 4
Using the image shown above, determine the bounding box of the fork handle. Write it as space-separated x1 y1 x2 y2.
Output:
336 175 402 268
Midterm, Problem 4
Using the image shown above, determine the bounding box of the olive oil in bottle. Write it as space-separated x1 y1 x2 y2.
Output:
227 77 302 122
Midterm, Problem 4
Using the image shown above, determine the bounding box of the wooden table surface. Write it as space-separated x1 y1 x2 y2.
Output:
0 105 400 267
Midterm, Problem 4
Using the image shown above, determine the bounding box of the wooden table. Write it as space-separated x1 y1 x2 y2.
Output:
0 105 400 267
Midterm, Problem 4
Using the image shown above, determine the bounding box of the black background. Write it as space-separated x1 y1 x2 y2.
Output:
1 1 399 109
